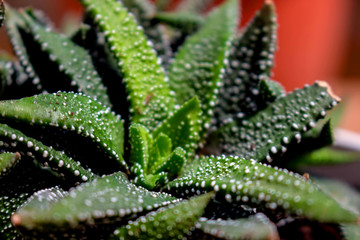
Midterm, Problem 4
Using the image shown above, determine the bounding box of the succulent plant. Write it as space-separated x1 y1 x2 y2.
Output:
0 0 359 239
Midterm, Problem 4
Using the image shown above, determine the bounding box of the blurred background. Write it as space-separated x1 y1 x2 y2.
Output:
1 0 359 134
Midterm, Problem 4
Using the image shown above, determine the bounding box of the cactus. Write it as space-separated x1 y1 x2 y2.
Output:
0 0 359 239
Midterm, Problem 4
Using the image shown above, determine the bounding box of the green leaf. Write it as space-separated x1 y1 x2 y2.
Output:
213 1 280 129
0 152 20 177
154 12 204 34
152 97 202 159
14 172 178 235
0 92 127 173
112 193 212 240
166 155 359 224
196 213 279 240
341 224 360 240
168 0 238 137
80 0 174 129
18 10 111 107
129 124 186 189
0 123 95 182
217 82 340 163
0 0 4 27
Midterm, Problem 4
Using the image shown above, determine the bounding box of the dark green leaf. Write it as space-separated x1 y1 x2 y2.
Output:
176 0 216 13
0 0 4 27
0 123 95 182
213 1 280 129
166 155 359 224
154 12 204 34
0 92 127 173
217 82 340 163
112 193 212 240
14 172 178 235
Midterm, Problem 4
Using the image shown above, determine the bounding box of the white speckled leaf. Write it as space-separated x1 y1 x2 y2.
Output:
196 213 279 240
217 82 340 163
166 155 359 224
0 92 127 172
80 0 174 130
213 1 281 129
168 0 238 137
14 172 178 233
113 193 212 240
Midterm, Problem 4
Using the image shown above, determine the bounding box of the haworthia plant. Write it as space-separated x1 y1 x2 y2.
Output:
0 0 358 239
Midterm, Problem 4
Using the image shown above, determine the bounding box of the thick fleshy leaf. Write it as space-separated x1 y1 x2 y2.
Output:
80 0 174 130
13 172 178 236
152 97 202 159
0 123 95 182
0 156 64 239
0 0 4 27
166 155 359 224
112 193 212 240
217 82 340 163
341 224 360 240
168 0 238 137
0 92 127 173
196 213 279 240
0 152 20 177
18 10 111 107
213 1 280 129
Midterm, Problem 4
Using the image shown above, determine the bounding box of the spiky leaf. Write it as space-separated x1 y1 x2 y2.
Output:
153 97 202 159
80 0 174 129
17 10 111 106
196 213 279 240
0 152 20 177
166 155 358 224
13 172 178 235
168 0 238 136
213 1 280 129
112 193 212 240
0 92 127 173
217 82 340 163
